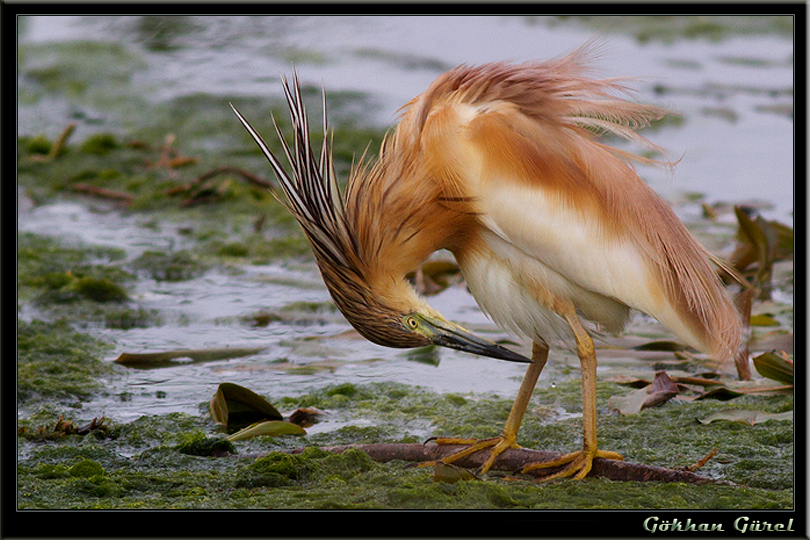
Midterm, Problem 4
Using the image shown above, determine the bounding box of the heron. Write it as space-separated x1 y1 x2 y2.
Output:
231 45 742 481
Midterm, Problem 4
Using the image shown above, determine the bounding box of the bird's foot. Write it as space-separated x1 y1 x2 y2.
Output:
422 435 520 474
521 447 623 481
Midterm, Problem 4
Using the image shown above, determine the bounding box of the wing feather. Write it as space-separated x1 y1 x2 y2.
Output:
400 56 741 361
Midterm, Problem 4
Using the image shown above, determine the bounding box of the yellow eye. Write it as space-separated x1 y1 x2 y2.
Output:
405 316 419 330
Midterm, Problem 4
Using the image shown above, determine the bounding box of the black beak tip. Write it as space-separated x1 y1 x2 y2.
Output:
497 346 533 364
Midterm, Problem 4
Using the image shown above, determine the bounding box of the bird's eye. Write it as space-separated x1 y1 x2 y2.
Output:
405 316 419 330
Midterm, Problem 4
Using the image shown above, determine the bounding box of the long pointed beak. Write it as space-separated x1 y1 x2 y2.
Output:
423 317 532 364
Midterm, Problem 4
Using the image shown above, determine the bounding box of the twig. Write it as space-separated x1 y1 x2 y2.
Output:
29 123 76 162
687 447 718 472
71 183 134 205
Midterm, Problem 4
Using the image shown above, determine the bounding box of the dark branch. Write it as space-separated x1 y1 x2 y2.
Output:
276 443 729 485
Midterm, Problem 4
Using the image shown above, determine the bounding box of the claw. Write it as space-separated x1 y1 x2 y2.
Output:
522 448 623 481
422 435 521 473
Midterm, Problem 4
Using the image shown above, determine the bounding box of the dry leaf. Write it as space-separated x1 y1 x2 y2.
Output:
730 207 793 299
288 407 322 428
433 461 479 484
698 409 793 426
608 371 679 415
644 371 680 408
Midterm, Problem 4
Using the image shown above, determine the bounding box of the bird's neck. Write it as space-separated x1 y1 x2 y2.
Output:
347 173 473 282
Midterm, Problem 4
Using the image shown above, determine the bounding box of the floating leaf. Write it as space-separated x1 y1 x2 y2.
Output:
749 314 780 327
115 346 266 368
209 382 283 430
226 420 305 441
752 351 794 384
698 409 793 426
433 461 479 484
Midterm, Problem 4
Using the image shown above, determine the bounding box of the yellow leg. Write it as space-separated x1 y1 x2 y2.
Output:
429 341 549 473
522 309 622 481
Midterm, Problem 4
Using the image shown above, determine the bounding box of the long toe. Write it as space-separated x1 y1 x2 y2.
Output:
422 435 520 473
521 449 623 481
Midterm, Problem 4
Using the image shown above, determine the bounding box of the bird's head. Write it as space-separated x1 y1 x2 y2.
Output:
396 311 531 363
231 72 531 365
324 269 531 363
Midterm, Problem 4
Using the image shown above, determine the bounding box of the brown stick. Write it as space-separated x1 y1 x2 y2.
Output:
279 443 727 485
197 166 275 189
71 183 134 205
687 447 718 472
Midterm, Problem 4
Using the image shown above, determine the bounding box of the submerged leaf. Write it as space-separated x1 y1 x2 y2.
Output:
115 346 266 367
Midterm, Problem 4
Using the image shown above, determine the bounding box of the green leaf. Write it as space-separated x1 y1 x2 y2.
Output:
226 420 306 441
749 314 780 327
731 207 792 299
752 351 794 384
209 382 283 430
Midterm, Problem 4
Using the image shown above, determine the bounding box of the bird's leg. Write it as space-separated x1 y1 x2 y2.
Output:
522 310 622 481
427 341 549 473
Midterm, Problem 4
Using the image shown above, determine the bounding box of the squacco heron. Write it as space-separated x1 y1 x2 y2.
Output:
232 45 742 481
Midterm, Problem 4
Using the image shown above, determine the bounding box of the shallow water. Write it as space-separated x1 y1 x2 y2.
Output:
20 16 794 219
17 16 794 425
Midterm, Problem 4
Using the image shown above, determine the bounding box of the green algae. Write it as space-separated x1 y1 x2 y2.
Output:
16 380 794 509
130 249 209 282
18 232 160 328
17 319 116 405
